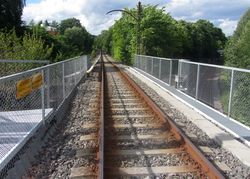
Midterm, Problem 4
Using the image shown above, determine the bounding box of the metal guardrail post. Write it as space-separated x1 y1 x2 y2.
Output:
195 64 200 99
41 69 45 124
135 55 140 68
74 59 77 85
46 68 50 108
228 69 234 117
134 55 137 67
177 60 182 88
82 57 84 78
137 55 140 68
159 59 162 80
151 58 154 75
62 63 65 98
169 60 172 86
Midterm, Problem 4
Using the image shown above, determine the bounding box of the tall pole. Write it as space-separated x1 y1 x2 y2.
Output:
107 1 142 55
137 1 142 55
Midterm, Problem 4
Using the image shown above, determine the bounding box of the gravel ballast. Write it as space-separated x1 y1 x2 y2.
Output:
23 65 101 178
123 65 250 178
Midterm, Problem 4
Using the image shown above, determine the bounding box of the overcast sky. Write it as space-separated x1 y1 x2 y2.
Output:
23 0 250 36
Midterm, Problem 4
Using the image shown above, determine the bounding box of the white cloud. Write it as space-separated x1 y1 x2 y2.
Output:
23 0 129 35
164 0 250 36
23 0 250 36
218 19 238 36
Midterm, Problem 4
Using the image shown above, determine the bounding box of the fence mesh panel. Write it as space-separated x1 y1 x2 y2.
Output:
0 60 49 77
231 71 250 126
198 65 231 114
47 64 64 109
0 56 88 170
152 58 160 78
171 60 179 85
134 55 250 129
160 59 171 85
0 70 43 161
142 57 147 71
179 62 197 98
64 60 75 97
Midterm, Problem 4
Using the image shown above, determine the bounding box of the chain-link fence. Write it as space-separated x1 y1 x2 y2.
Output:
0 55 88 171
135 55 178 86
134 55 250 127
0 59 49 77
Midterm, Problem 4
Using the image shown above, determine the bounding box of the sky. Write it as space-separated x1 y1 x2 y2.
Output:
23 0 250 36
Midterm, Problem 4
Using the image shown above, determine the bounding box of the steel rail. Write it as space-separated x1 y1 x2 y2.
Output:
98 52 105 179
104 55 225 179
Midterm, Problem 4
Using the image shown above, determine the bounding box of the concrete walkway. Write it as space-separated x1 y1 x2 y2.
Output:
0 109 53 170
133 67 250 143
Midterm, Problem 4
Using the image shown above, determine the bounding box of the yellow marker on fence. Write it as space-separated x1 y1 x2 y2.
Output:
32 73 43 90
16 73 43 100
16 78 32 99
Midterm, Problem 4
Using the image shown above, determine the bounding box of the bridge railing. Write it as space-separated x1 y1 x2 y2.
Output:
0 55 88 171
0 59 50 77
135 54 250 127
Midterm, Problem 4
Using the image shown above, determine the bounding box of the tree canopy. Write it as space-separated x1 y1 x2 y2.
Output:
59 18 82 34
224 8 250 68
0 0 26 33
94 5 227 65
26 18 94 62
0 30 52 61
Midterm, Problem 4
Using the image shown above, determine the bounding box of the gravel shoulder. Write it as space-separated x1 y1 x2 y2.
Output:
23 66 100 178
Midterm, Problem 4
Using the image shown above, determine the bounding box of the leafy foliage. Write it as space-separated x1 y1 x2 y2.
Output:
59 18 82 34
0 0 26 34
0 30 52 60
223 8 250 126
25 18 94 62
95 5 226 65
224 9 250 68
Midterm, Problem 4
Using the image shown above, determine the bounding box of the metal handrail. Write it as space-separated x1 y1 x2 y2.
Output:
0 59 50 64
0 56 84 83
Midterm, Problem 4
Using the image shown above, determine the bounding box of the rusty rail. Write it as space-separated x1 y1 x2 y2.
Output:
98 52 104 179
104 55 225 179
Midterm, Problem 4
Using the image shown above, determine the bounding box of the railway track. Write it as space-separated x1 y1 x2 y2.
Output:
23 53 226 178
100 54 225 178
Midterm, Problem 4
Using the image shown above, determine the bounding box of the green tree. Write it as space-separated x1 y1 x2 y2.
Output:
0 0 26 33
140 6 178 57
93 30 112 54
59 18 82 34
0 30 52 60
224 9 250 68
223 9 250 126
98 4 226 64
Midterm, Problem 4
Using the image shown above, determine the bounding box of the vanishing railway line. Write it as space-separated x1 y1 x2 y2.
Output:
22 53 226 178
96 54 224 178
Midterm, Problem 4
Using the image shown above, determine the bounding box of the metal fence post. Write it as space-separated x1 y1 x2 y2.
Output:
177 60 182 89
136 55 139 68
135 55 137 68
62 63 65 98
228 69 234 117
151 58 154 75
74 59 77 85
41 69 45 124
159 59 162 80
46 68 50 108
169 60 172 86
195 64 200 99
138 55 140 68
81 57 84 78
138 55 140 69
